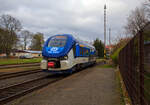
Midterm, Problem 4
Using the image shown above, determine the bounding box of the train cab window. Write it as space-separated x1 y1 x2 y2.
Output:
48 36 67 47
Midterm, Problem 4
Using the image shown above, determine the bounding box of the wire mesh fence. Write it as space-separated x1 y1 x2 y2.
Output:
119 23 150 105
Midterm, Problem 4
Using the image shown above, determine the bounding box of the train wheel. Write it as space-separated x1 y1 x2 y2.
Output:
76 64 81 71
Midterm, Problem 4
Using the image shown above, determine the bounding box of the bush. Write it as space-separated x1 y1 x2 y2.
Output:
111 47 123 65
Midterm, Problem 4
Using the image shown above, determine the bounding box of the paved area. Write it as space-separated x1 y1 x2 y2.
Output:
7 66 120 105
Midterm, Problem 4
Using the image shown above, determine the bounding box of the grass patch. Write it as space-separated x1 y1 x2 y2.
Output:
111 47 123 66
96 58 106 63
98 64 114 68
96 58 105 62
0 58 42 65
144 71 150 102
115 70 126 105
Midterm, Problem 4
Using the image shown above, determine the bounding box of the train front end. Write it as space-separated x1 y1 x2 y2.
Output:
41 34 75 74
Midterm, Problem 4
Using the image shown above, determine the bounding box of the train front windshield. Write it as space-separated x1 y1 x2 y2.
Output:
48 36 67 47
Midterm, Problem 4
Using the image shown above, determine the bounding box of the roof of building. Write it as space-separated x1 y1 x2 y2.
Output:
24 50 42 54
105 45 113 49
12 49 41 54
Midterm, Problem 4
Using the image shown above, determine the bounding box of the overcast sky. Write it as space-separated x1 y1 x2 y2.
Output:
0 0 146 44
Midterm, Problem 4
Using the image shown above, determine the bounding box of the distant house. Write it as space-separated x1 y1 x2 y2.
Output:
10 50 42 58
24 50 42 57
105 45 114 54
10 49 30 57
0 53 6 57
0 49 42 58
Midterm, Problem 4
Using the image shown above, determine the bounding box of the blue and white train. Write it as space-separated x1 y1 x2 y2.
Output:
41 34 96 74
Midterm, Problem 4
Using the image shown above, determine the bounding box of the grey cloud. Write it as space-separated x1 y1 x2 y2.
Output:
0 0 145 43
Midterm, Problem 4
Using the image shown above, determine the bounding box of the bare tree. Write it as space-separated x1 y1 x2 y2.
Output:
0 28 9 54
0 14 22 57
125 7 149 36
144 1 150 20
21 30 32 50
0 14 22 32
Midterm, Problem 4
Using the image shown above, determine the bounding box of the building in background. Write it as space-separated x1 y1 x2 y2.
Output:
1 50 43 58
105 45 113 55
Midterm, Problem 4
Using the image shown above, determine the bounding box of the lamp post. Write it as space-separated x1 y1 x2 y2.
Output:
104 4 107 58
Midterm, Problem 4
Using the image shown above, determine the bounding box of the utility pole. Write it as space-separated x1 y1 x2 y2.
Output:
104 4 106 47
104 4 107 58
109 28 111 45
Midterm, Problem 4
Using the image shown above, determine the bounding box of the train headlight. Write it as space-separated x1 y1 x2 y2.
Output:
60 55 68 60
64 56 68 60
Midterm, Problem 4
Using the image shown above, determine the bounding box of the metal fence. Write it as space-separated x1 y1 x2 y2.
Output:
119 23 150 105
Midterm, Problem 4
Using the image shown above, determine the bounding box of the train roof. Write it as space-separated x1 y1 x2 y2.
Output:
50 34 95 49
42 34 95 58
76 39 95 50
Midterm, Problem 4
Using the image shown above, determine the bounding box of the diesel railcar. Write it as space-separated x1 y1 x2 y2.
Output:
41 34 96 74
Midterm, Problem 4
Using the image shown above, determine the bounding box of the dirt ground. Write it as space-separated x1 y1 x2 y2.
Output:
6 65 121 105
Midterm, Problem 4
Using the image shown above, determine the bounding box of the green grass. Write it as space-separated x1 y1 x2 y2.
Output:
144 72 150 90
111 47 123 65
96 58 105 62
115 70 126 105
96 58 107 64
0 58 42 65
98 64 114 68
144 72 150 102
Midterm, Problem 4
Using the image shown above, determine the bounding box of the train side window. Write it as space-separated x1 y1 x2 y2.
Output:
83 48 88 56
73 44 76 57
83 48 86 56
80 47 82 55
80 47 84 56
82 47 84 55
86 49 89 55
82 48 84 56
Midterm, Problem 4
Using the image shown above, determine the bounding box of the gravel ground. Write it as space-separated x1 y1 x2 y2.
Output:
0 72 49 88
0 66 40 74
6 66 120 105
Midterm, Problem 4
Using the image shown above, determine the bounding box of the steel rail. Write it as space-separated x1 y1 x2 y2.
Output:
0 69 42 80
0 63 40 69
0 75 64 105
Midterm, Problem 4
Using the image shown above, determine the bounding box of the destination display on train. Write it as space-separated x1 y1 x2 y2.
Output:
48 36 67 47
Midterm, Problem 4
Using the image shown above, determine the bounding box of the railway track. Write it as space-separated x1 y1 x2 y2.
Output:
0 63 40 69
0 69 42 80
0 75 64 105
